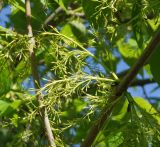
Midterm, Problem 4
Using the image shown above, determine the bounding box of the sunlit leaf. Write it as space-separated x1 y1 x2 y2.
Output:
0 100 21 116
117 38 141 66
61 21 88 43
134 97 160 124
0 100 10 116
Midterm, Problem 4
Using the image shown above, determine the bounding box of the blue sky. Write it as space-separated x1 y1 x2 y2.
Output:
0 5 10 27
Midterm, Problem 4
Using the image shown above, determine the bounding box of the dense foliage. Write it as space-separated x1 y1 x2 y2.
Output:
0 0 160 146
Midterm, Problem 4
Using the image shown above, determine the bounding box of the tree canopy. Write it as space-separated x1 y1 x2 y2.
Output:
0 0 160 146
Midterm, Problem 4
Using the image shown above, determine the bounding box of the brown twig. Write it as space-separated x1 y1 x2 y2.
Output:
81 26 160 147
25 0 56 146
43 7 63 27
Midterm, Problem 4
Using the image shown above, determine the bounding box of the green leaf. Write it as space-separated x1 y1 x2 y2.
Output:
149 46 160 84
61 21 88 43
61 99 86 119
106 132 123 147
134 97 160 124
0 100 21 117
117 38 141 66
112 98 128 121
96 126 124 147
10 100 21 109
0 26 17 36
74 99 86 112
10 0 46 33
0 66 11 96
55 0 72 11
134 97 156 113
82 0 104 29
14 59 30 83
144 64 152 77
147 19 160 31
0 100 10 116
10 0 25 13
131 1 144 48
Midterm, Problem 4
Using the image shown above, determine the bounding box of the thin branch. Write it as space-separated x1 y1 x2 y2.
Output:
25 0 56 146
116 27 160 96
81 26 160 147
130 78 155 87
117 69 128 78
67 11 85 17
43 7 85 27
43 7 63 26
115 11 155 24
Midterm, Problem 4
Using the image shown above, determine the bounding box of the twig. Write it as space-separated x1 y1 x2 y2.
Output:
116 27 160 96
43 7 63 26
130 78 155 87
25 0 56 146
115 11 155 24
81 26 160 147
43 7 85 27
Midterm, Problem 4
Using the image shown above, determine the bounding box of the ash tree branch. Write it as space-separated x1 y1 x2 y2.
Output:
25 0 56 146
43 7 85 27
116 27 160 96
130 78 155 87
81 26 160 147
43 7 63 27
116 69 156 86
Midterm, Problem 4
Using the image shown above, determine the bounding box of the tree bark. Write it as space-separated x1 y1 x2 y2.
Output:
25 0 56 146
